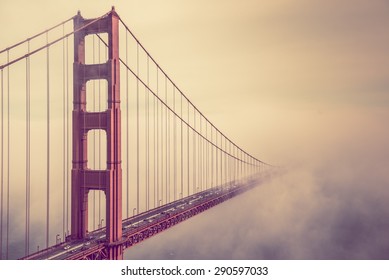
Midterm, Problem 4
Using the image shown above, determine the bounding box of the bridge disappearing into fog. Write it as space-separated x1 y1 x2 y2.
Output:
0 7 274 260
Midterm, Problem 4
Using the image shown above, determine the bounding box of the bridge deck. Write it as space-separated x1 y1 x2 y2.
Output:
21 179 260 260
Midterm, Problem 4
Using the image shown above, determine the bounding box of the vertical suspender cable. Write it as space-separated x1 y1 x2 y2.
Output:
165 75 168 204
173 87 176 201
238 148 240 182
209 125 212 189
250 156 252 179
215 128 218 189
220 134 223 187
199 116 202 191
205 122 207 188
244 153 247 181
47 32 53 242
232 145 234 185
245 153 247 180
247 154 252 178
25 40 31 256
160 74 164 205
155 68 158 207
224 144 226 184
145 60 147 211
66 36 70 237
136 43 139 214
46 31 50 249
221 134 223 186
146 56 150 211
223 138 226 186
156 72 161 206
240 149 243 183
24 54 27 254
233 145 235 184
202 118 205 190
240 149 245 183
228 142 230 185
193 110 196 194
148 58 150 210
203 121 206 190
125 30 129 218
225 138 227 185
160 77 165 203
247 154 249 180
226 139 228 186
187 101 189 196
215 130 221 187
158 71 162 206
237 148 240 183
224 137 226 186
162 78 164 204
165 79 170 203
247 154 249 179
62 24 66 241
180 92 183 198
205 121 208 190
228 141 233 186
248 156 250 179
209 122 212 190
0 69 3 259
227 140 233 185
6 51 10 259
232 145 235 184
227 141 229 186
211 125 213 189
221 133 223 188
235 145 238 184
25 52 28 255
254 158 256 178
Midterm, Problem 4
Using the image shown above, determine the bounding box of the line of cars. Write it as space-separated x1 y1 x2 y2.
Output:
61 185 239 256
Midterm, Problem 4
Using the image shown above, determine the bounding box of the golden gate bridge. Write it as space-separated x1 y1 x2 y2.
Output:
0 7 274 260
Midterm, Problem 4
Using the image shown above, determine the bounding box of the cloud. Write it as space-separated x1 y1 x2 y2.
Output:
125 165 389 259
125 107 389 260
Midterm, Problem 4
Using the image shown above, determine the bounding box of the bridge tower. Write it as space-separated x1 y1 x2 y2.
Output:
71 7 123 259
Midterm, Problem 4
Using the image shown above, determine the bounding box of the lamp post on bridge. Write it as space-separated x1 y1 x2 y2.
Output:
98 219 104 229
133 208 138 227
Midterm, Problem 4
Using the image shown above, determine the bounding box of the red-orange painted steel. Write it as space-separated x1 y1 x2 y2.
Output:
63 180 259 260
71 7 122 260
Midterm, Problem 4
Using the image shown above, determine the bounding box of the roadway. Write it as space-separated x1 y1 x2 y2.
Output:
22 180 258 260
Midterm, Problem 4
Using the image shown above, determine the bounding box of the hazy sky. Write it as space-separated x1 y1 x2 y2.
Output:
2 1 388 165
1 0 389 259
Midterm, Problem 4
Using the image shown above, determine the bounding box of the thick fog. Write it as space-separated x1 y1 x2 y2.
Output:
125 108 389 260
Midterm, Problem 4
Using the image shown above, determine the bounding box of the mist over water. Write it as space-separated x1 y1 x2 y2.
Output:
125 107 389 260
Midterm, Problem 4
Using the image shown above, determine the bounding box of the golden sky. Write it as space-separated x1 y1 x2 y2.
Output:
1 0 389 165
